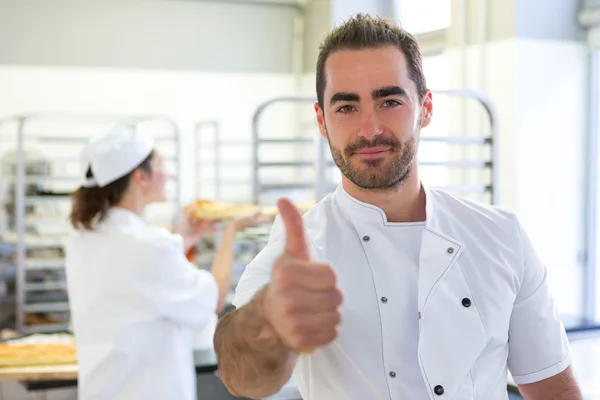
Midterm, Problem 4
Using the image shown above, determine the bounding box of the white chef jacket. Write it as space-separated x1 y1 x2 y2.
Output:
65 208 218 400
232 184 572 400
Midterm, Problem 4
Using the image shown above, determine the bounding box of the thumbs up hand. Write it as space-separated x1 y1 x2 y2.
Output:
262 198 343 354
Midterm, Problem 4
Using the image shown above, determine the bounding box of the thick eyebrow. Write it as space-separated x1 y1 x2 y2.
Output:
372 86 408 99
330 92 360 106
329 86 408 106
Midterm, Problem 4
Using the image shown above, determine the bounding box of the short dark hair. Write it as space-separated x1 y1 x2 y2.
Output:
69 151 154 230
316 13 427 109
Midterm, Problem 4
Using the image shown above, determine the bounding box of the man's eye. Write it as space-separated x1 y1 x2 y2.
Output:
337 105 355 113
382 100 401 108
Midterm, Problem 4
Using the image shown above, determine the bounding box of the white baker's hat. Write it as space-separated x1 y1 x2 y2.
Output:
80 124 155 188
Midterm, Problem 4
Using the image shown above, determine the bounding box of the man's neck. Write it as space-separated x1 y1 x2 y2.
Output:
341 172 426 223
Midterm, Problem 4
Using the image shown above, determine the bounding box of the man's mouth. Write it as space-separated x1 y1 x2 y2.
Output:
354 147 392 158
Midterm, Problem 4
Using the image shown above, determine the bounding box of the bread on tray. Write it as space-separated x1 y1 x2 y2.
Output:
185 200 259 220
0 334 77 367
185 200 316 220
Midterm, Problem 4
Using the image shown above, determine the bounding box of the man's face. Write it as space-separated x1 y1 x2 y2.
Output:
315 45 432 191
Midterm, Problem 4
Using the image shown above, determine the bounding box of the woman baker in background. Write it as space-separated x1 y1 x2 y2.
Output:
65 124 268 400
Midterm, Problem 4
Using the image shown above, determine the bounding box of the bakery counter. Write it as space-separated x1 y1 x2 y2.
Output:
0 363 77 382
0 333 77 385
9 348 219 392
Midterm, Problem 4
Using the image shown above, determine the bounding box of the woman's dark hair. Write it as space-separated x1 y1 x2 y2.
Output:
69 151 154 230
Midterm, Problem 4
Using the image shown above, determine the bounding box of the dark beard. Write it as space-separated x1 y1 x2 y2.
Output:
328 131 418 192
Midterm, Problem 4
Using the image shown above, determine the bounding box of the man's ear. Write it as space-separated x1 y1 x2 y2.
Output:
420 91 433 128
314 102 328 139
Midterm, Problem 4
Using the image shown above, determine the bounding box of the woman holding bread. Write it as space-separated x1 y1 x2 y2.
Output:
65 124 268 400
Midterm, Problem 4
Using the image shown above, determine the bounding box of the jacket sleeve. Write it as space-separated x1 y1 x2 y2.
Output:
507 217 572 385
142 233 219 330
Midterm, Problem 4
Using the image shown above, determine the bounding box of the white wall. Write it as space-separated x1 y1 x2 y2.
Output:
514 39 587 317
0 0 297 73
302 0 331 73
445 38 588 316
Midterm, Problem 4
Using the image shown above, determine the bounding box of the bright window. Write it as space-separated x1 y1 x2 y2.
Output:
595 190 600 319
394 0 451 35
593 59 600 321
422 54 449 90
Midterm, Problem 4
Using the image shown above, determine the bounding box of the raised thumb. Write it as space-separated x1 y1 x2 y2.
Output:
277 198 311 260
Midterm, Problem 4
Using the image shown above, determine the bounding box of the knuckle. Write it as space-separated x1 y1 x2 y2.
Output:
330 289 343 305
332 310 342 325
323 289 342 309
322 264 337 282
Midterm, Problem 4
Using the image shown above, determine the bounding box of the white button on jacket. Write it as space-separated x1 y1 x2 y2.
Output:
233 185 572 400
65 208 218 400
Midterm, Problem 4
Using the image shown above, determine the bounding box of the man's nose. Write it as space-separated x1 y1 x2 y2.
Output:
358 109 384 139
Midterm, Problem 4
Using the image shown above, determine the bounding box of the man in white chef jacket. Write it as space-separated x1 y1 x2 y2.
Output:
213 14 582 400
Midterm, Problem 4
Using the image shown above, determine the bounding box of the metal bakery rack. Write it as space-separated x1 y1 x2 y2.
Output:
191 119 267 305
192 120 254 204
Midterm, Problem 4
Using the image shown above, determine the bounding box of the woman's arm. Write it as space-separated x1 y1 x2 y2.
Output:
175 208 274 314
210 214 274 313
209 222 238 314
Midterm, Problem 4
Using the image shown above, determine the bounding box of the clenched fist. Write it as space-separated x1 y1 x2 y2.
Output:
262 198 343 354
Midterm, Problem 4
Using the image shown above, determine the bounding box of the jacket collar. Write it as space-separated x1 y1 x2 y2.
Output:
104 207 147 231
333 182 437 229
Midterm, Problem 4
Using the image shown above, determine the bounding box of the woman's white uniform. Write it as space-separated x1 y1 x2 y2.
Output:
65 129 218 400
